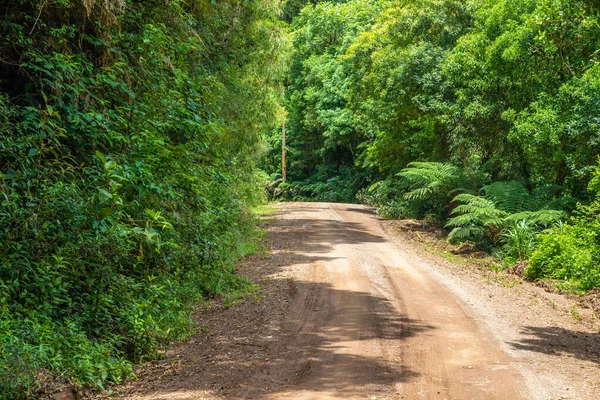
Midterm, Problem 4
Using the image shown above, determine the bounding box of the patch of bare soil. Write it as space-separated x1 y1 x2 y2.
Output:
113 209 301 399
385 218 600 327
382 218 600 398
114 203 600 400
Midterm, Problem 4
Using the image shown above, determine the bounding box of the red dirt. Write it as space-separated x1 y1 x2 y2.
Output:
117 203 600 400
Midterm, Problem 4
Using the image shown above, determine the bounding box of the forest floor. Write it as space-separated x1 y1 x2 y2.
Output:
116 202 600 400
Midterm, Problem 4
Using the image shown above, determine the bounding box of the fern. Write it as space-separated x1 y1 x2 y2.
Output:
482 181 573 213
446 194 507 243
447 226 484 242
397 162 464 202
505 210 565 226
447 182 568 244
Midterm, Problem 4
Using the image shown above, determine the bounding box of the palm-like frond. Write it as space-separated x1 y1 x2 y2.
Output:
447 226 483 243
452 193 497 209
482 181 530 213
446 194 507 234
446 181 569 243
397 162 463 202
505 210 565 226
482 181 573 213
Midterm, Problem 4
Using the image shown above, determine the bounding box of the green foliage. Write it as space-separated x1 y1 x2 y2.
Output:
276 0 392 200
0 0 287 397
398 162 463 201
482 181 572 214
526 221 600 293
446 194 507 243
500 220 537 262
279 0 600 201
356 177 413 218
525 162 600 292
446 181 567 245
274 0 600 293
398 161 487 220
356 160 487 220
346 0 472 174
278 164 368 202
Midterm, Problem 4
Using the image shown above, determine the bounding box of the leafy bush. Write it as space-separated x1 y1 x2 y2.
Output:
446 194 507 243
355 161 487 220
356 177 413 218
525 170 600 292
278 165 368 203
398 161 490 220
398 162 464 203
525 222 600 293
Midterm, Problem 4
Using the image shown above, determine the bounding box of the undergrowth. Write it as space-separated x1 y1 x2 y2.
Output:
0 1 287 398
362 161 600 294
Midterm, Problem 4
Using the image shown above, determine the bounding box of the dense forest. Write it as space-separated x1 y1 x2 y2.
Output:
274 0 600 292
0 0 287 397
2 0 600 398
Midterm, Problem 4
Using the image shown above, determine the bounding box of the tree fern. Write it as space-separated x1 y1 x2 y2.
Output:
505 210 565 226
446 194 507 243
447 226 484 242
447 183 568 244
481 181 530 213
397 162 464 202
482 181 572 213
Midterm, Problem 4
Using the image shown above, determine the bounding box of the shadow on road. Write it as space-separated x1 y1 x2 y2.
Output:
509 326 600 364
125 282 432 399
233 280 434 398
121 204 430 400
263 213 386 258
344 207 378 216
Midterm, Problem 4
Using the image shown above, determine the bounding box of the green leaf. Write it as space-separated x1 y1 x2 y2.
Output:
95 150 107 164
99 208 113 219
28 148 38 157
104 160 117 170
98 189 113 203
145 209 157 219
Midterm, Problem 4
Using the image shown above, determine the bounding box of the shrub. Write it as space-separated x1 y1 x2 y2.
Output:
525 195 600 292
524 161 600 292
525 223 600 292
357 161 486 220
356 177 413 218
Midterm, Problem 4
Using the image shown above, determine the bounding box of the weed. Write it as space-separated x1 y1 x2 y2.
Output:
569 304 583 321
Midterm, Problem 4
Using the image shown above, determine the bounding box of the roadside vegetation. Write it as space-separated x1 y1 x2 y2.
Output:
271 0 600 296
4 0 600 398
0 0 287 398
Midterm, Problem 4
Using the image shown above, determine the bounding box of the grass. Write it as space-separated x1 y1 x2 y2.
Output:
415 228 523 290
202 203 276 310
222 280 260 307
569 303 583 322
483 272 520 288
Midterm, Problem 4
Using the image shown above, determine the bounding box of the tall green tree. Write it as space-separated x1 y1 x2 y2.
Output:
443 0 600 191
346 0 473 174
283 0 389 200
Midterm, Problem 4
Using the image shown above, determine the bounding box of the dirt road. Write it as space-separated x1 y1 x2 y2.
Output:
123 203 600 400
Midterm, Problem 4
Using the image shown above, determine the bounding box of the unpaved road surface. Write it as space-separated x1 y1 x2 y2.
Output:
122 203 600 400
